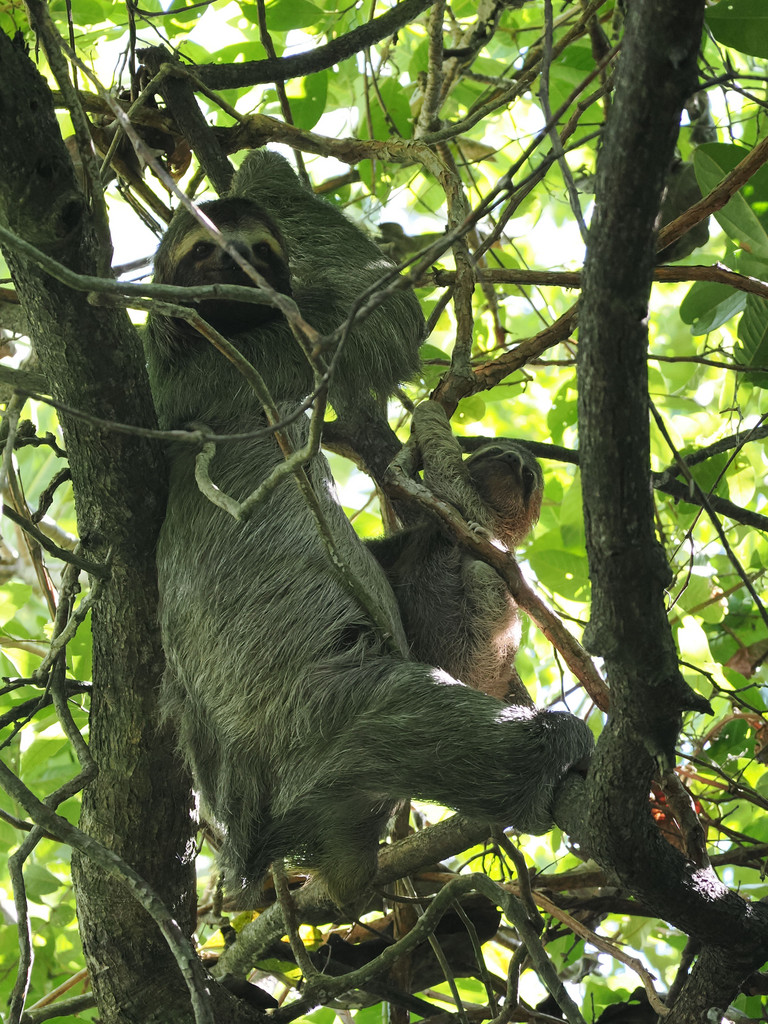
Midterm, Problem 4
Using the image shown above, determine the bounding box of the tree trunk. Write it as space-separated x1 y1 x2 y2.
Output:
0 32 261 1024
576 0 768 1016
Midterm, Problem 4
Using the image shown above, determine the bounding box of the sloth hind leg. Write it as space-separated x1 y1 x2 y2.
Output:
311 801 395 909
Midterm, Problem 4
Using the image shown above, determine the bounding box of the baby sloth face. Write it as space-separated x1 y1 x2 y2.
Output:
466 443 544 548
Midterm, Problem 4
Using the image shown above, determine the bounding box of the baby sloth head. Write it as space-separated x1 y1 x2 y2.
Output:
153 197 292 336
466 442 544 548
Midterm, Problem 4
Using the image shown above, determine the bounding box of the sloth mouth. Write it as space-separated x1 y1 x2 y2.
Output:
207 264 273 289
189 263 292 333
196 294 283 333
213 261 292 298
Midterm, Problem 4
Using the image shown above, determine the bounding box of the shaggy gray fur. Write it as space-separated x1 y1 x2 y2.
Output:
145 150 593 907
369 401 544 703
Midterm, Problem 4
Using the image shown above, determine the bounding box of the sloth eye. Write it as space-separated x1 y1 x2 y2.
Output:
191 241 215 260
253 242 273 260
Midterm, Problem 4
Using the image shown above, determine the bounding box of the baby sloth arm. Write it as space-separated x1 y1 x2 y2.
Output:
413 401 543 543
410 400 497 530
370 401 544 703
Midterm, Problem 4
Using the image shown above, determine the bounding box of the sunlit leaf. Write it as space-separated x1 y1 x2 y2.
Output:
0 584 33 627
736 293 768 386
694 144 768 258
706 0 768 59
242 0 322 31
285 71 328 131
679 280 746 335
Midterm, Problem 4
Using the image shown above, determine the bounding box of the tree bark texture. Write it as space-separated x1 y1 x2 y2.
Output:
575 0 768 1017
0 33 259 1024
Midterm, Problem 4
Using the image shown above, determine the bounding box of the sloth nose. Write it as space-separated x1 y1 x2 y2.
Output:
498 450 524 475
221 241 255 268
496 450 539 497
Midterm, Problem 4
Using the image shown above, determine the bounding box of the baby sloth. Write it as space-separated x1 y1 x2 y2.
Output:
369 401 543 704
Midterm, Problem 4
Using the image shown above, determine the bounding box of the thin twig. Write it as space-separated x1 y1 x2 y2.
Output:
0 762 216 1024
540 0 589 243
269 875 587 1024
650 402 768 634
1 507 107 578
272 860 317 981
533 890 669 1017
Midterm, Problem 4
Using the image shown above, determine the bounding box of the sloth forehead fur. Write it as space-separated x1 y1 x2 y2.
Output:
171 213 286 267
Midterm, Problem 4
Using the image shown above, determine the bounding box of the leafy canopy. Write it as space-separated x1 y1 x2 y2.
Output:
1 0 768 1021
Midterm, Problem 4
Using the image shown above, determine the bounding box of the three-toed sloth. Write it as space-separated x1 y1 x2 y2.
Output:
368 401 543 705
145 148 593 908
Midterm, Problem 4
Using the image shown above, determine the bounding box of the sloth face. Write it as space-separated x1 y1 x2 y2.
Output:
467 444 543 546
156 199 292 335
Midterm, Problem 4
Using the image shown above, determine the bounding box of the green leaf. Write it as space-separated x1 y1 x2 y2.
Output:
706 0 768 59
688 452 730 497
455 395 486 424
679 576 726 624
285 71 328 131
736 293 768 386
549 44 594 110
24 863 64 901
679 281 746 335
546 382 578 444
707 717 751 759
366 77 414 142
347 510 382 540
249 0 323 32
304 1007 336 1024
50 0 105 26
205 41 267 65
528 545 589 600
558 473 586 551
21 736 71 777
165 3 204 25
694 144 768 258
67 606 93 680
0 583 33 627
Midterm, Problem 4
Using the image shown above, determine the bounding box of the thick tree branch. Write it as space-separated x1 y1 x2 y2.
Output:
148 0 435 90
216 815 494 973
428 264 768 301
138 53 235 194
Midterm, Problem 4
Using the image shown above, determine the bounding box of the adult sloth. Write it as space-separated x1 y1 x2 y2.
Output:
144 149 593 908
